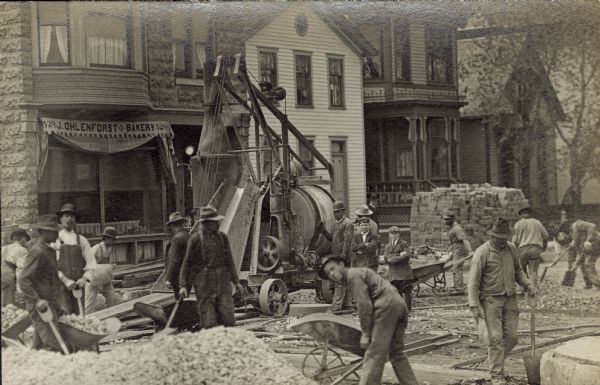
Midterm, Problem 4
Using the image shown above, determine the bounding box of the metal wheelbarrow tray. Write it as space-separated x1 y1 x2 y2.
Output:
133 298 199 330
2 313 32 339
289 313 365 384
57 318 121 348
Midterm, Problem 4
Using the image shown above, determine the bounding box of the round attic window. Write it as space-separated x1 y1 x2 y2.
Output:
295 13 308 36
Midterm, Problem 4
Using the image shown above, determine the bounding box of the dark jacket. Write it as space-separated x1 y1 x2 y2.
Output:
383 239 413 281
18 241 62 312
368 203 380 225
352 231 378 268
165 229 190 286
179 230 239 295
322 216 354 262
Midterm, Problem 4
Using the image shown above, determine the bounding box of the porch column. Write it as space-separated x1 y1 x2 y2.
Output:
445 117 452 180
454 118 461 180
378 119 385 182
407 117 418 179
419 116 428 179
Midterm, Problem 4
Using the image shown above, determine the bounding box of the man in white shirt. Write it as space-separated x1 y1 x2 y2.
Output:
3 229 30 302
55 203 95 316
85 227 121 314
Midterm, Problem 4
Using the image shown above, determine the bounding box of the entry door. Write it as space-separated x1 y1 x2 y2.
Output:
330 139 348 208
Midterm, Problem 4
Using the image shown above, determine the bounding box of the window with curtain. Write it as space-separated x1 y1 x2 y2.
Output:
298 137 315 176
295 54 312 106
87 14 130 67
38 2 70 65
259 50 277 87
387 123 413 178
328 57 344 107
428 119 448 178
394 21 411 81
360 25 384 81
426 24 453 84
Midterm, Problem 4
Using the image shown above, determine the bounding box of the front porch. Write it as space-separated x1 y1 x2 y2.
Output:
365 115 461 227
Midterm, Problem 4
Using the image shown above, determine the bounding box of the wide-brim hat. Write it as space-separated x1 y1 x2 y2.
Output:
332 201 346 212
488 218 512 239
33 214 61 232
317 255 346 280
166 211 187 226
102 226 118 239
198 205 224 222
518 206 532 215
354 204 373 217
10 228 30 242
443 211 455 220
57 203 79 219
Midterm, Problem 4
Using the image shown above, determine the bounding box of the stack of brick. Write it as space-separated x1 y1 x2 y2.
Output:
410 183 529 249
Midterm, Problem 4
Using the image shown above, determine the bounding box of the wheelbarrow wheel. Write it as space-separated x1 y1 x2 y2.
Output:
302 346 358 384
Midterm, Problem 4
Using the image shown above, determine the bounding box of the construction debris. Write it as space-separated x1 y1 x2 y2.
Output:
59 314 111 335
2 327 315 385
410 184 529 249
1 305 28 331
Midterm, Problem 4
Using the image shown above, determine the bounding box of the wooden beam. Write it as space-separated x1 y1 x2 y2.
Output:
92 292 173 321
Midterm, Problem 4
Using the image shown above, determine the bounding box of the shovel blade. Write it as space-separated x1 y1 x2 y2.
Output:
523 352 543 385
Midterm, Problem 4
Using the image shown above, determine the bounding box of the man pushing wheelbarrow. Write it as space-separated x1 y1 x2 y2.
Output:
318 255 419 385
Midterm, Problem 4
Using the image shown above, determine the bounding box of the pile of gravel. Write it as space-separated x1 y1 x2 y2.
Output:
2 327 315 385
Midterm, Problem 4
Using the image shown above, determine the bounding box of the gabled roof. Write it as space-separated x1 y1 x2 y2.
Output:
458 30 564 120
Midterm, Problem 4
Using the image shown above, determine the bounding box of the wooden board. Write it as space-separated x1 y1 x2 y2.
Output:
92 292 174 321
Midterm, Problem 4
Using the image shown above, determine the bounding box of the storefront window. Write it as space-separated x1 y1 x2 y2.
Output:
38 138 165 236
38 2 70 65
87 14 131 67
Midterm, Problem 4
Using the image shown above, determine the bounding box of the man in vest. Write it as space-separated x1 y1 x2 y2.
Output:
179 205 243 329
165 212 190 300
571 220 600 289
317 201 354 311
55 203 95 316
512 207 549 288
444 211 473 293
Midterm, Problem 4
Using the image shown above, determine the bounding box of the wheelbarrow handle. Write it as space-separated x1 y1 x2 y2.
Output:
36 304 70 355
72 284 85 318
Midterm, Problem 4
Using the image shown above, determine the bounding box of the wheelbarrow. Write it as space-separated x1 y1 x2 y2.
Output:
289 313 365 385
409 253 472 297
2 311 32 342
133 298 200 332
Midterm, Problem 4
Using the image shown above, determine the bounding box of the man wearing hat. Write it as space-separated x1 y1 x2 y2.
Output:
317 201 355 311
55 203 96 316
84 227 121 314
468 218 535 385
1 228 30 306
367 194 380 225
352 217 379 271
512 207 549 288
570 220 600 289
164 212 190 300
19 214 64 351
179 205 243 329
354 204 378 236
384 226 413 311
318 256 419 385
444 211 472 293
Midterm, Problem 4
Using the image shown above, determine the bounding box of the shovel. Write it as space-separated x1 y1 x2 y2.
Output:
153 298 182 339
36 302 70 355
523 296 542 385
72 284 84 317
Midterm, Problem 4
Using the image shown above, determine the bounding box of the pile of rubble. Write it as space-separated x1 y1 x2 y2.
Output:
2 327 315 385
410 184 529 249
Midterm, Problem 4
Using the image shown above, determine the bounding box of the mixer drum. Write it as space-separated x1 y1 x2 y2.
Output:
289 185 335 257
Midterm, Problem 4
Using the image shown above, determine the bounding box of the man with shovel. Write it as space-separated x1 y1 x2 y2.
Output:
179 205 243 329
468 218 535 385
19 214 64 351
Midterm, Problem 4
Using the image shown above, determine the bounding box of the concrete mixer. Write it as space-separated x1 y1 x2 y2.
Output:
157 55 338 316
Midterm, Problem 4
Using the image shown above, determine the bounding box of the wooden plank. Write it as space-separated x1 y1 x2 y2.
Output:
113 261 164 278
452 329 600 369
412 303 468 311
405 338 460 356
121 317 154 329
99 329 155 344
405 333 453 349
92 292 173 321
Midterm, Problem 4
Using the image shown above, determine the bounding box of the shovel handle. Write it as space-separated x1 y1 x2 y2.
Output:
530 296 536 357
165 299 182 330
36 305 70 355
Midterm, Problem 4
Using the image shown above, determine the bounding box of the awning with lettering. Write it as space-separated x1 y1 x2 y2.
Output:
37 117 177 184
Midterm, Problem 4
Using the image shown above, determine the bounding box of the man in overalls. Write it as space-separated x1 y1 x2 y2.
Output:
179 205 243 329
55 203 95 316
